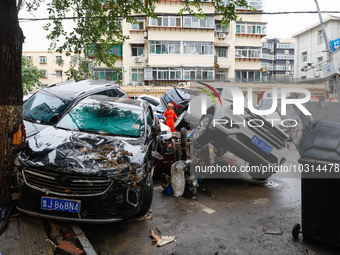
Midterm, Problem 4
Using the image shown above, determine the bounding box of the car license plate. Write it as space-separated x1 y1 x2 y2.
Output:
165 95 171 102
41 197 81 214
251 136 273 155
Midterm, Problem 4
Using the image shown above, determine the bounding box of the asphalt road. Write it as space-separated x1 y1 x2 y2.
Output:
80 143 338 255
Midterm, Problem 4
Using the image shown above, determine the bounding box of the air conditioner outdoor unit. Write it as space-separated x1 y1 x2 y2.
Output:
269 49 274 54
179 82 186 87
144 31 148 39
128 82 136 87
145 55 148 62
135 57 142 63
214 55 218 62
218 33 226 39
138 82 145 86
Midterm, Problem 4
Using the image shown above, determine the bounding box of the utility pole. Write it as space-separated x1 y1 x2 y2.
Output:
314 0 333 61
314 0 339 95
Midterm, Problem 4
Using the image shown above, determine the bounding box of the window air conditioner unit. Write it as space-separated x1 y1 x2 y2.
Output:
218 32 226 39
135 56 142 63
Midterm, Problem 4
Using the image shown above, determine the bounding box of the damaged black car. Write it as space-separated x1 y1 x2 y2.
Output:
11 96 160 223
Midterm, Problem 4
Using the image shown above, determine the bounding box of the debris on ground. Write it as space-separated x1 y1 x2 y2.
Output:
150 230 176 247
264 230 284 235
171 161 186 197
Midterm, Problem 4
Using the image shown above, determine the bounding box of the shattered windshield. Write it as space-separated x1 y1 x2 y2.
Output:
57 98 145 137
23 91 70 124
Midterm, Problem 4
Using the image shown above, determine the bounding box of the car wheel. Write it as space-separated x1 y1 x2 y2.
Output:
136 174 153 216
175 110 187 131
192 114 213 146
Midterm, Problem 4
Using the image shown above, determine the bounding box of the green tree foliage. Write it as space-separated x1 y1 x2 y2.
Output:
23 0 251 80
21 56 44 94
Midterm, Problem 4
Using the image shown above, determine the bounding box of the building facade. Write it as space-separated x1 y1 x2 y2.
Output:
93 0 266 86
261 38 295 82
22 51 77 88
293 17 340 80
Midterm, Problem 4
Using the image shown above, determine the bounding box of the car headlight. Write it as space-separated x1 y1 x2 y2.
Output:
136 167 145 178
14 156 25 167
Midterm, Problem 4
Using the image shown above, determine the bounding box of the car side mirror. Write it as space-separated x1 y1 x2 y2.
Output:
49 113 61 124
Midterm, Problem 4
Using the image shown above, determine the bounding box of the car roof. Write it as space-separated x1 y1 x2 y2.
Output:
42 79 120 101
85 95 147 111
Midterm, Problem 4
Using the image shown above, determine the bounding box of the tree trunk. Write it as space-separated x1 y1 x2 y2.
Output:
0 1 24 205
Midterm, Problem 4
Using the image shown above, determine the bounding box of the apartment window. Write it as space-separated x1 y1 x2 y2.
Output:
131 44 144 56
25 56 33 61
236 22 266 35
150 67 181 80
237 0 263 10
215 70 227 81
183 68 214 81
302 51 307 62
130 18 145 30
183 41 214 55
108 45 122 56
183 16 214 29
262 42 268 48
71 56 77 63
149 41 180 54
284 50 289 54
39 56 47 64
277 43 294 48
235 47 261 58
235 70 261 82
216 48 228 58
131 68 144 82
216 21 229 33
93 68 122 81
276 54 291 60
55 71 62 77
262 54 267 59
56 56 63 66
42 70 48 78
318 30 324 45
149 16 181 27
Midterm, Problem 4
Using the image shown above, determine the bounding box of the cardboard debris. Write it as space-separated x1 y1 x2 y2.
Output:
264 230 284 235
150 230 176 247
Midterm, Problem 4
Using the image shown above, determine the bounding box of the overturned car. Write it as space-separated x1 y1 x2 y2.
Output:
187 84 289 179
11 96 160 223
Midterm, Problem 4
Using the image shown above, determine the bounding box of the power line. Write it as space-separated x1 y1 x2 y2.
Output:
18 11 340 22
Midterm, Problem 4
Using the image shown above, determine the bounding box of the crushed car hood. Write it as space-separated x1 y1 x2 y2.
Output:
19 127 146 175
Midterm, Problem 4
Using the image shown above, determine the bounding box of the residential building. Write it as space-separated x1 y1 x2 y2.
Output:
261 38 295 82
93 0 266 86
22 51 78 87
293 17 340 80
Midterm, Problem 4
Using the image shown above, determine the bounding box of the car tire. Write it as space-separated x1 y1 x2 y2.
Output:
192 114 213 146
136 174 153 216
175 110 188 131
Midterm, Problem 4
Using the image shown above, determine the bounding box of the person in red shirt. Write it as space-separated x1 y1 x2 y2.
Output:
163 103 177 132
